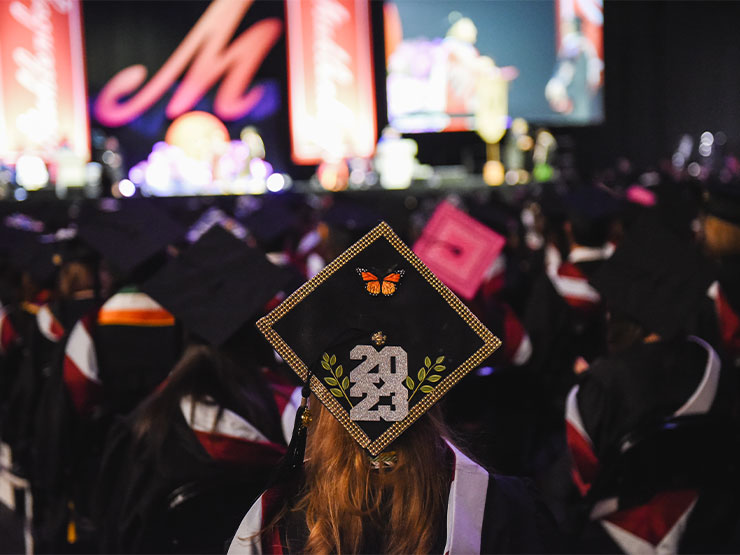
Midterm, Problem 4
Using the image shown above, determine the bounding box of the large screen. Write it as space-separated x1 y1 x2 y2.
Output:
384 0 604 133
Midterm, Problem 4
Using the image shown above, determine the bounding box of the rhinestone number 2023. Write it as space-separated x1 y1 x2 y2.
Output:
349 345 409 422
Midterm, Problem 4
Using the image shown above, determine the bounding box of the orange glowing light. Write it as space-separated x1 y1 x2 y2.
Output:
165 111 230 161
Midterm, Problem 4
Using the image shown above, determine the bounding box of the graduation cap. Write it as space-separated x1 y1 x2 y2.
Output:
590 219 715 339
257 222 501 456
8 232 59 286
321 198 382 233
141 225 295 346
243 194 306 248
564 186 622 246
413 201 506 301
77 199 185 275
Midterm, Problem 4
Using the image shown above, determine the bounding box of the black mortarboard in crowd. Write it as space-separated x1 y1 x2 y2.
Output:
141 225 294 346
257 222 500 455
243 194 306 248
77 199 185 275
8 232 58 286
564 185 622 246
321 198 382 234
590 218 715 339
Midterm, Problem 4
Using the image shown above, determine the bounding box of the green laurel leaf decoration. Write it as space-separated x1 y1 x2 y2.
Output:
408 352 447 403
321 353 353 408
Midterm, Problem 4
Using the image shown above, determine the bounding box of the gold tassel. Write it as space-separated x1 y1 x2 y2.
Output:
67 501 77 544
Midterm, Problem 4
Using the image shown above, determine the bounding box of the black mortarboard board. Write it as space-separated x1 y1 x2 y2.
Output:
8 232 59 285
257 222 501 455
564 186 622 246
564 185 622 221
77 199 185 275
141 226 294 346
243 194 306 247
321 198 382 233
590 219 715 339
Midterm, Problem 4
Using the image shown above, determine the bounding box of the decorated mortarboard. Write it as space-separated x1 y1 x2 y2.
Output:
77 199 185 275
141 226 294 346
257 222 501 456
413 201 506 301
590 218 715 339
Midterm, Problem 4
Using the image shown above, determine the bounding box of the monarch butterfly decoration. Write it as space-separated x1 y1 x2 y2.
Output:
356 268 405 297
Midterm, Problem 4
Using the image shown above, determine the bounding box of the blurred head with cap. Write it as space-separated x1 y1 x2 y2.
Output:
563 185 622 249
591 218 715 353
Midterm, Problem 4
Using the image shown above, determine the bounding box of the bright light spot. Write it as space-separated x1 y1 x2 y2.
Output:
483 160 505 186
118 179 136 197
145 161 172 194
86 162 103 187
349 168 366 185
249 158 271 181
700 131 714 146
165 111 230 161
266 173 285 192
102 150 115 165
672 153 685 168
14 188 28 201
505 169 519 185
476 366 495 377
699 143 712 157
128 164 146 184
687 162 701 177
15 155 49 190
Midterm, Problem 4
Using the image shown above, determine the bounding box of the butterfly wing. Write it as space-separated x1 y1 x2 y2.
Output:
357 268 381 296
381 270 405 296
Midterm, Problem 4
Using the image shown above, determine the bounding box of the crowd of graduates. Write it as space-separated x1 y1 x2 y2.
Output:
1 156 740 553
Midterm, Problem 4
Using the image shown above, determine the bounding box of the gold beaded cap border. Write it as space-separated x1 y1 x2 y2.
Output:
256 221 502 456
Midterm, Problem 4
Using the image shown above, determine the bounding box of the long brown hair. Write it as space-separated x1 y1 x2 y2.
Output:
293 399 452 554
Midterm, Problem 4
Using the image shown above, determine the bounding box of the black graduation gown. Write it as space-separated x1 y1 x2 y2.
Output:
566 337 740 553
31 289 182 553
3 298 96 476
95 397 289 554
